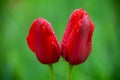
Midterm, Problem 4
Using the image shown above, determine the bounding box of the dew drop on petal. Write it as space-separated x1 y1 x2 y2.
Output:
87 42 90 45
79 24 81 27
43 26 45 29
36 22 38 25
40 21 43 25
77 29 79 32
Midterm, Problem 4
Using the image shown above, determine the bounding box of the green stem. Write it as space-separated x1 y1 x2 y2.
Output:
67 63 73 80
49 64 55 80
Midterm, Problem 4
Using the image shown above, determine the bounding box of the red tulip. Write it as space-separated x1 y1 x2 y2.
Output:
26 18 60 64
61 8 95 65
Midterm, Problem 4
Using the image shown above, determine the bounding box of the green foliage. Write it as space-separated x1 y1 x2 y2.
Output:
0 0 120 80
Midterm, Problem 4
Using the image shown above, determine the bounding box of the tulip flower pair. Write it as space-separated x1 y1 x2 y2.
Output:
26 8 94 80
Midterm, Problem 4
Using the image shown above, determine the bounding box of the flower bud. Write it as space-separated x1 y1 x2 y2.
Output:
62 8 95 65
27 18 60 64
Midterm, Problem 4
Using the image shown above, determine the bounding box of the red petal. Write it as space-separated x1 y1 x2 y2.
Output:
26 18 60 64
26 19 39 52
62 8 95 65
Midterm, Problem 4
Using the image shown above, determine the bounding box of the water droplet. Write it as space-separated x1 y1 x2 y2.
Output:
79 24 81 27
88 42 90 45
40 21 43 25
77 29 79 32
49 36 52 40
36 22 38 25
73 13 76 17
43 26 45 29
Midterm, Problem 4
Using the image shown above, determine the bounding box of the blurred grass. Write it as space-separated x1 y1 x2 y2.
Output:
0 0 120 80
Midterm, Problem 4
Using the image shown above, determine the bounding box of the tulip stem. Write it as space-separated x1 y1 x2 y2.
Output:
49 64 55 80
68 63 73 80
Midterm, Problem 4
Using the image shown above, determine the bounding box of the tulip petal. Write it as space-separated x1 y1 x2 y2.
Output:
62 8 94 65
27 18 60 64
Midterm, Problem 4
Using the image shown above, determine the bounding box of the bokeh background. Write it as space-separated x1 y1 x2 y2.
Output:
0 0 120 80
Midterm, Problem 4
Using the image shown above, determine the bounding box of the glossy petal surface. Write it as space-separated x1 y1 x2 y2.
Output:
27 18 60 64
62 8 94 65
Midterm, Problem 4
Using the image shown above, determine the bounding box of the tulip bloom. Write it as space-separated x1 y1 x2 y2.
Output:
62 8 95 65
26 18 60 64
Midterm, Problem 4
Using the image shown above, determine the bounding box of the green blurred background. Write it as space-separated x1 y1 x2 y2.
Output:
0 0 120 80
